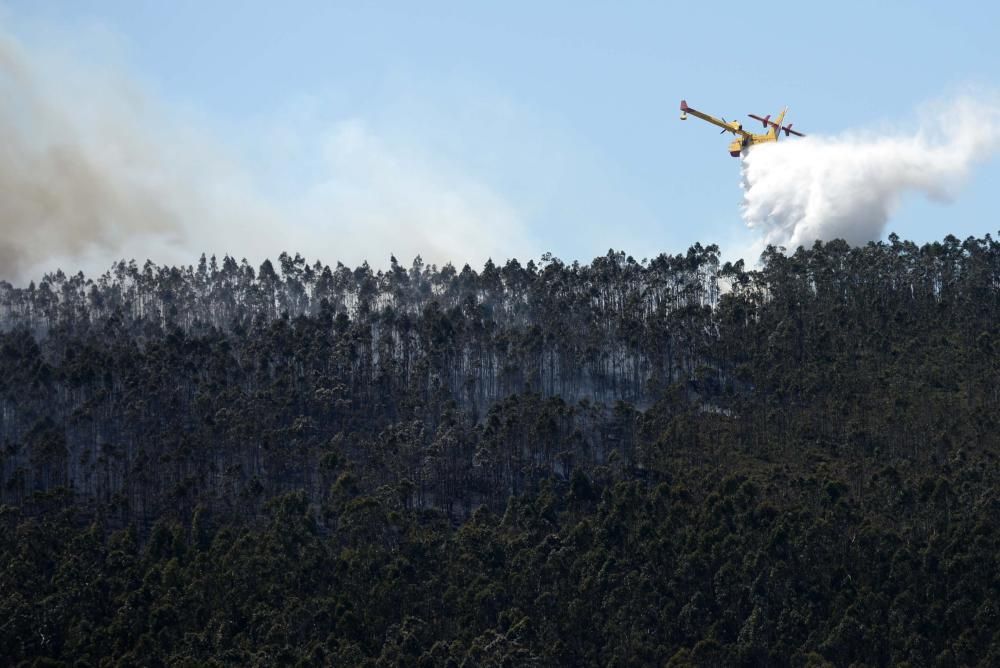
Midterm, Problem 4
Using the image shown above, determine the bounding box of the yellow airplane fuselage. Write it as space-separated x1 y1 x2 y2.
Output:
725 128 778 157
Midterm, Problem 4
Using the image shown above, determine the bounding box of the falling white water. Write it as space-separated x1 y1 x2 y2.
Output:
740 96 1000 250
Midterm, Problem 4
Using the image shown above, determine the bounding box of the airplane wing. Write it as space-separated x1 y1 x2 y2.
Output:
748 113 806 137
680 100 752 138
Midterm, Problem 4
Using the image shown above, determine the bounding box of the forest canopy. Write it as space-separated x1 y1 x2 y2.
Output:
2 234 999 666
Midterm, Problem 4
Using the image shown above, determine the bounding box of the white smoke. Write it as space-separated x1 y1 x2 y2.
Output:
740 95 1000 250
0 24 533 283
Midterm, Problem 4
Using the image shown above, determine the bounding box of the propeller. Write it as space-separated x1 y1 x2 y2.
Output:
719 117 728 134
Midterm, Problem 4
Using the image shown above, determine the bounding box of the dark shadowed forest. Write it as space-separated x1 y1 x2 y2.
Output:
2 233 999 666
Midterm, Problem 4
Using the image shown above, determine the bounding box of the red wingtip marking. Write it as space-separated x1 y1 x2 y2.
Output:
680 100 689 111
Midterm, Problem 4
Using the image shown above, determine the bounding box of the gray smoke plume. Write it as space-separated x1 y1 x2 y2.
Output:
0 26 531 282
740 95 1000 250
0 30 192 278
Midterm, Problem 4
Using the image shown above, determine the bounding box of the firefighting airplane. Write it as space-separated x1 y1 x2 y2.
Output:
679 99 805 157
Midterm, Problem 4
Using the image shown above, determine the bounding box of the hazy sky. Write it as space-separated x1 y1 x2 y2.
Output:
3 0 1000 278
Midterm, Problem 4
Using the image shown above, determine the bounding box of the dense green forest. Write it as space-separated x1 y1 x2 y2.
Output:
1 233 999 666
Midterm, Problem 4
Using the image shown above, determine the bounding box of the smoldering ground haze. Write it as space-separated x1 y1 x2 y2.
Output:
740 96 1000 250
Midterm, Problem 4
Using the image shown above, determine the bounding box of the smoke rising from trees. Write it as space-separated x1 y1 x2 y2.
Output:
0 30 192 279
0 27 531 282
740 95 1000 250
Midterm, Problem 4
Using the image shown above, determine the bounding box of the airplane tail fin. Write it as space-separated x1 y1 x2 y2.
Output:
770 107 788 141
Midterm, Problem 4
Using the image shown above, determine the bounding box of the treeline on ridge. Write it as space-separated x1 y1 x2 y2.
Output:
1 233 999 665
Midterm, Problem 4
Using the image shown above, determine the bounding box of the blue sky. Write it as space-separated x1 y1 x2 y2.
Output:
4 0 1000 273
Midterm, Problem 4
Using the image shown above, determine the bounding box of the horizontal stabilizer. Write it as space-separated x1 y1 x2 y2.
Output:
749 113 806 137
